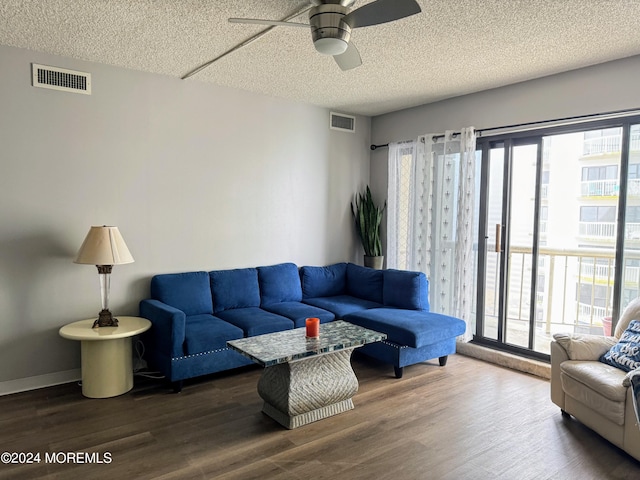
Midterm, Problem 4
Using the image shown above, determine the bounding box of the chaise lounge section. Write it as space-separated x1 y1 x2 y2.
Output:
139 262 466 388
300 263 466 378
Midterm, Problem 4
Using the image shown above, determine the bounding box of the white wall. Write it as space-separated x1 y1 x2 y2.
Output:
0 45 371 392
370 55 640 202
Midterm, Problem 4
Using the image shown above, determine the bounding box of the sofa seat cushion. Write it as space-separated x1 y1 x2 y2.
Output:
210 268 260 313
560 360 627 425
300 263 347 298
215 307 294 337
261 302 335 328
344 308 466 348
258 263 303 305
303 295 383 318
183 314 244 356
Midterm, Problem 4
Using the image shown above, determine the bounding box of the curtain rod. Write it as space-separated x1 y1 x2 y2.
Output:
369 107 640 150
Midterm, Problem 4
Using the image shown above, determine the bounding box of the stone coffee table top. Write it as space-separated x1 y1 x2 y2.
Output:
227 320 386 367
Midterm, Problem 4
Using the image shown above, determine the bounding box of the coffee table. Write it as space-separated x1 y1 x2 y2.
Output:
227 320 386 429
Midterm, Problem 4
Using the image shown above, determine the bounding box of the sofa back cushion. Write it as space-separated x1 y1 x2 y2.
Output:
150 271 213 316
383 269 430 311
300 263 347 298
258 263 302 305
346 263 383 304
209 268 261 313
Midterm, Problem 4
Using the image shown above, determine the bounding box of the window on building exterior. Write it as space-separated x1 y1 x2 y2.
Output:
580 206 616 223
581 165 618 181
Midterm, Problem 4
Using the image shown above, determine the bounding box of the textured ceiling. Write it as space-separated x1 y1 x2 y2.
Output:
2 1 640 116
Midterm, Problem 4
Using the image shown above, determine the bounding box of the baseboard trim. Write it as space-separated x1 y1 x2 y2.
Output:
0 343 551 396
0 369 80 396
457 342 551 380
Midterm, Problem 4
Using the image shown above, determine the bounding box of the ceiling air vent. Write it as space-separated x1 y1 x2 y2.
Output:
330 112 355 133
32 63 91 95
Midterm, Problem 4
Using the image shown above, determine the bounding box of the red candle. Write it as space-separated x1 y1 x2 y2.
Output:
305 317 320 338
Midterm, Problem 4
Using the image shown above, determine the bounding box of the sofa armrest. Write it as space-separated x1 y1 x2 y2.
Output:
551 334 622 411
550 339 569 409
552 332 617 361
139 299 186 358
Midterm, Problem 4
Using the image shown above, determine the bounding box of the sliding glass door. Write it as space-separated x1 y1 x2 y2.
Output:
478 138 544 352
475 119 640 359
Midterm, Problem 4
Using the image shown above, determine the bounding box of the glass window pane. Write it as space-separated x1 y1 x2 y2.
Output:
620 124 640 317
598 206 616 222
538 128 620 342
580 207 596 222
505 143 537 349
482 146 504 341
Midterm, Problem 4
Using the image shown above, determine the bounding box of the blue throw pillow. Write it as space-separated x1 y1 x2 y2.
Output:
600 320 640 372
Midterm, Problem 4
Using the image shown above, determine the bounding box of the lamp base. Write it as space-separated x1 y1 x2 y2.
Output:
92 309 119 328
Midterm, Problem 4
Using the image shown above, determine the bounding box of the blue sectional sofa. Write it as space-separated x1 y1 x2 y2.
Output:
139 262 465 390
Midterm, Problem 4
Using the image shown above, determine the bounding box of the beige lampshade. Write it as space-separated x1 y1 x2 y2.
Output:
74 226 134 265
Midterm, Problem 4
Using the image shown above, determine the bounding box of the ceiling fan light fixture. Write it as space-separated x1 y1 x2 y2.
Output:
314 37 348 55
217 0 422 74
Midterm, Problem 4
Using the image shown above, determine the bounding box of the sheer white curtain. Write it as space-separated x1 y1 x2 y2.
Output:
387 128 476 341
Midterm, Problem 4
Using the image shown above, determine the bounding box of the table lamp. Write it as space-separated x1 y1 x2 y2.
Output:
74 226 134 328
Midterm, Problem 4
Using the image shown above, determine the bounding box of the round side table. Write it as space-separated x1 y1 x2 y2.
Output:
59 316 151 398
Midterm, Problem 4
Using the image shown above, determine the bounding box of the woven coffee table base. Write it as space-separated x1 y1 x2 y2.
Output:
257 348 359 429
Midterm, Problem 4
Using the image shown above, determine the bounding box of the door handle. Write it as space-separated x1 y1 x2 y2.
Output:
495 224 501 253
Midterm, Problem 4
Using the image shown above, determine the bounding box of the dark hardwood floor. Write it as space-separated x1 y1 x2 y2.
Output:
1 354 638 479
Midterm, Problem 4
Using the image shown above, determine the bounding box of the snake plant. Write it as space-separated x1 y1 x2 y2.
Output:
350 186 386 257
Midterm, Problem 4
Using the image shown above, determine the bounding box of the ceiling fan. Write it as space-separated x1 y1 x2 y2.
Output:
228 0 422 71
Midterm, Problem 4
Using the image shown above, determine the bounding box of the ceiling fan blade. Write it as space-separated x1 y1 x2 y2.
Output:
334 42 362 71
228 18 308 28
343 0 421 29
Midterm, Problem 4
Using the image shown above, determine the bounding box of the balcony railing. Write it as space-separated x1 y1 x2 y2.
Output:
579 260 640 286
581 179 618 197
487 246 640 341
577 303 608 323
541 184 549 199
580 178 640 197
582 132 640 156
630 179 640 196
579 222 616 239
580 260 614 283
578 222 640 240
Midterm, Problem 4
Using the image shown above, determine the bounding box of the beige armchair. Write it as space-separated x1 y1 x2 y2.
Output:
550 298 640 461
